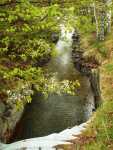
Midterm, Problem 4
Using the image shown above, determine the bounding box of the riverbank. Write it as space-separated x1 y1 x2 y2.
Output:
60 29 113 150
77 31 113 150
47 27 113 150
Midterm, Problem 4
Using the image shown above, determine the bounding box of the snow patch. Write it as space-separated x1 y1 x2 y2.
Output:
2 122 88 150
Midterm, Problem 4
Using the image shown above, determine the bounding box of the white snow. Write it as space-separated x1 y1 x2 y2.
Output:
2 122 88 150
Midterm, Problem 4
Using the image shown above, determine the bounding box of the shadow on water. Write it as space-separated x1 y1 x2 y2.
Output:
12 27 95 141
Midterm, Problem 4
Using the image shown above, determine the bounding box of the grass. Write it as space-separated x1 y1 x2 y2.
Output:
76 100 113 150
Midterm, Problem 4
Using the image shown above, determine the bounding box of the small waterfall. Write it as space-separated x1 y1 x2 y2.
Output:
55 25 73 66
47 25 75 79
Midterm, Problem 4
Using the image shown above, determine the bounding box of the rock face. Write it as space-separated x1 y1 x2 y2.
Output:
0 109 24 144
0 82 32 143
72 30 101 108
0 100 24 143
90 69 101 108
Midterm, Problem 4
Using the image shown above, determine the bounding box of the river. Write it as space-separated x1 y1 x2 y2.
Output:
12 26 95 141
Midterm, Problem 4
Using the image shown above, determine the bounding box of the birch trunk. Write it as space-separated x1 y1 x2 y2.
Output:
106 0 112 33
99 10 105 41
93 3 99 39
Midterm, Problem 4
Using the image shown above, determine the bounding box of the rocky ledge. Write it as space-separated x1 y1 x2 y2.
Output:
72 30 101 108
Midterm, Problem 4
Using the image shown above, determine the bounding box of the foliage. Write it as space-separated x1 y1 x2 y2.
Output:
0 0 82 106
0 0 60 105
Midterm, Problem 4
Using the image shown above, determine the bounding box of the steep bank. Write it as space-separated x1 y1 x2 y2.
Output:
72 30 101 109
69 29 113 150
0 81 32 143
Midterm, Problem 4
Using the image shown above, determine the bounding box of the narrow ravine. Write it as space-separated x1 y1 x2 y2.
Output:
1 26 95 150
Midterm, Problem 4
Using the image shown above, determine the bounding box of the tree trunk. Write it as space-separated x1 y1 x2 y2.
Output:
106 0 112 33
93 3 99 39
99 10 106 41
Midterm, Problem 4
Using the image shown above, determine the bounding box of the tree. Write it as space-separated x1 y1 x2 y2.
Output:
93 0 112 40
0 0 80 107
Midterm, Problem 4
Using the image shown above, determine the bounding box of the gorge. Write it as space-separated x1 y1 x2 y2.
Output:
0 26 101 150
